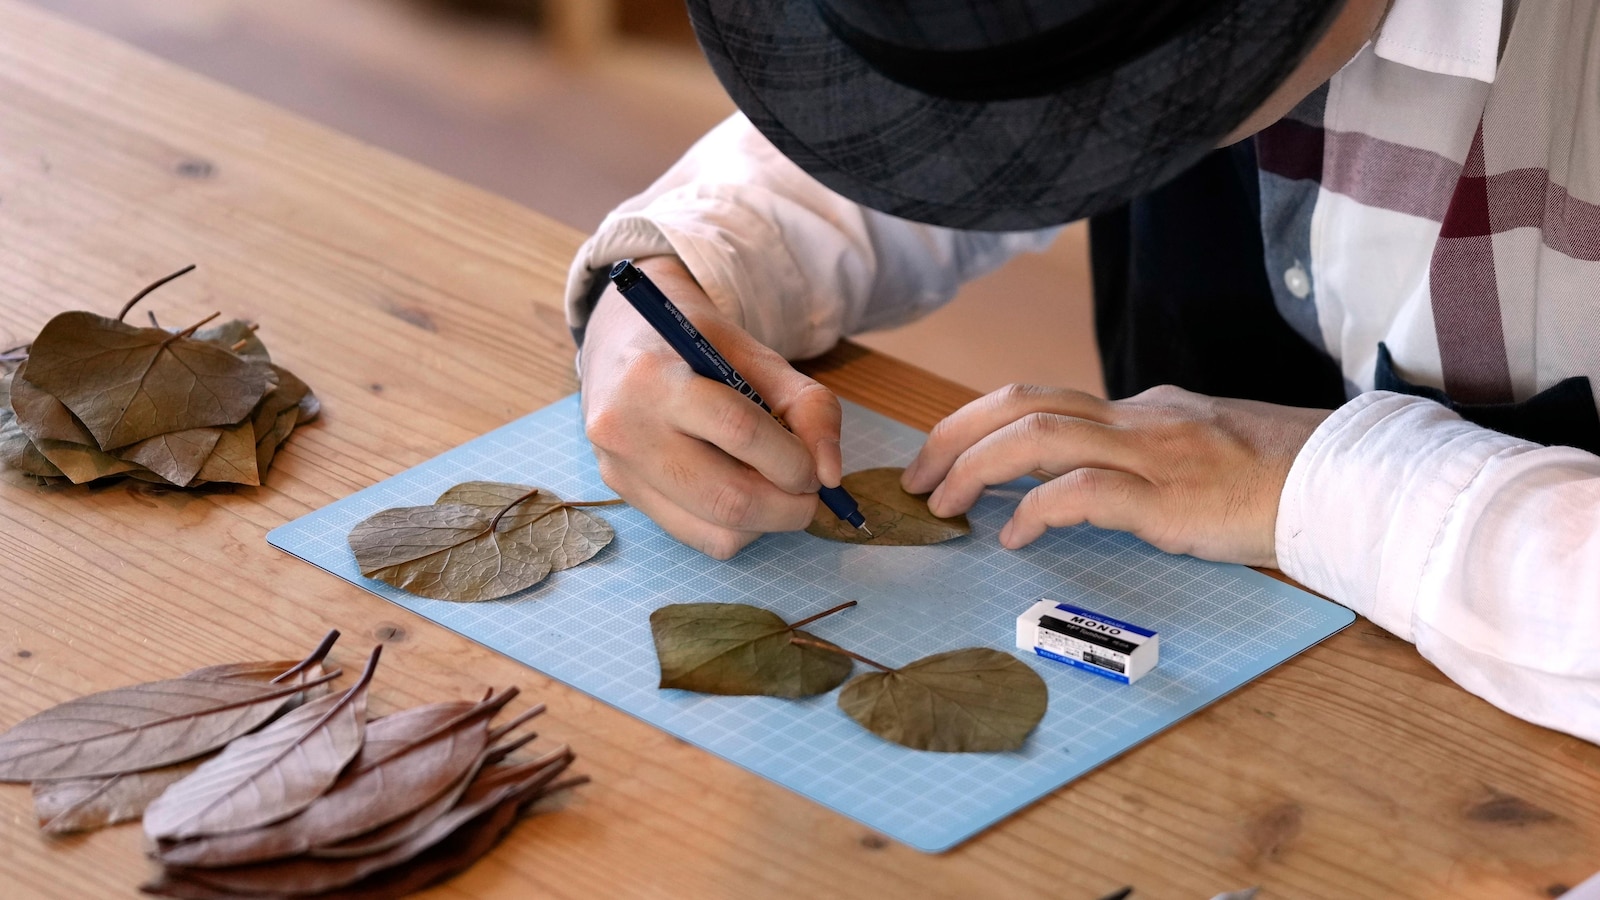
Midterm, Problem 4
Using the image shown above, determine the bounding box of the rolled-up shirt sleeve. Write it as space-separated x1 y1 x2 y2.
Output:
1276 391 1600 743
564 113 1059 360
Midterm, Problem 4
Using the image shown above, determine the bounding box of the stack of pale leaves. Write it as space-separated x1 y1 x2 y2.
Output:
0 266 318 487
0 631 584 899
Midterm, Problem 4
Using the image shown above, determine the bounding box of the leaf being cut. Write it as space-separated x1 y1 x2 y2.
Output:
347 483 619 602
142 646 380 841
836 648 1047 753
0 633 342 781
651 602 854 697
806 466 970 545
23 310 275 450
154 691 512 867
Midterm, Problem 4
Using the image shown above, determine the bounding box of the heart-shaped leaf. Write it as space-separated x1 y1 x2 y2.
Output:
806 466 970 545
651 602 855 697
836 647 1047 752
438 481 614 571
348 484 620 602
24 310 275 450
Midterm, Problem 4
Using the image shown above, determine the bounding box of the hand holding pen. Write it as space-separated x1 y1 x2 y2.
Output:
577 256 859 558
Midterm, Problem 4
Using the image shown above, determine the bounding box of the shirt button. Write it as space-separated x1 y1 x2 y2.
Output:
1284 263 1311 299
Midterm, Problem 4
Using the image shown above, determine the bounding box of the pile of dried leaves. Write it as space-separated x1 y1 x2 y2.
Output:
0 630 584 898
349 481 623 602
0 266 318 488
651 602 1048 753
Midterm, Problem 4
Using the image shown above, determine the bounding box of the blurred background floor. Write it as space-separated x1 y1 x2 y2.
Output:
20 0 1103 398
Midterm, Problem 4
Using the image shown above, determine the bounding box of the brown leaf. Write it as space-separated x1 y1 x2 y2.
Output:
0 634 343 782
160 750 578 897
0 379 64 478
651 602 855 697
9 367 96 445
437 481 614 570
309 713 545 860
194 320 269 364
33 761 200 835
155 691 514 867
806 467 970 545
835 647 1048 752
193 420 259 486
143 646 380 841
347 485 620 602
255 405 300 477
23 310 274 450
115 426 223 487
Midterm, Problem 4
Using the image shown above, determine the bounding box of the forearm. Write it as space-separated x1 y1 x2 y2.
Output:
1277 392 1600 742
564 113 1059 360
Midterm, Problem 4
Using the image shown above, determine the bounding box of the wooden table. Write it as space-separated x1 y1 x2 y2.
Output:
1 4 1596 897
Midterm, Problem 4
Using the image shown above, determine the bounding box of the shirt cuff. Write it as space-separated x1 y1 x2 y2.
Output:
1274 391 1528 639
564 192 838 361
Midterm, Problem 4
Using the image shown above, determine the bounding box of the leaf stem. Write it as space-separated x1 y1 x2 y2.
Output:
487 488 543 532
789 635 895 672
520 496 625 528
117 264 197 321
172 311 222 341
228 323 260 352
788 599 858 631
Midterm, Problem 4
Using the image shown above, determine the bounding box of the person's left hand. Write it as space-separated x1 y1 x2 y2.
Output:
900 384 1334 568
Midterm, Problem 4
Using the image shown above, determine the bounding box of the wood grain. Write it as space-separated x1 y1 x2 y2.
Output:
0 3 1595 898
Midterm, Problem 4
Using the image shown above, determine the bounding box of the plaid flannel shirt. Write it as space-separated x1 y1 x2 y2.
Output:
566 0 1600 741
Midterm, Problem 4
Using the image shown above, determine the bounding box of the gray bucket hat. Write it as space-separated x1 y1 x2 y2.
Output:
685 0 1342 230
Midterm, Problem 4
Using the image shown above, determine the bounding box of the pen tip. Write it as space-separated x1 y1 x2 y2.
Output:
859 526 874 537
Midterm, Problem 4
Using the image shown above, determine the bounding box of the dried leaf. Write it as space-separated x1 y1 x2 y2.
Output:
0 375 63 478
347 484 619 602
9 368 96 445
23 310 275 450
143 647 380 841
155 691 513 867
255 405 300 477
116 426 223 487
0 634 342 781
159 752 578 896
33 761 200 835
835 648 1047 753
806 466 970 545
309 717 544 860
651 602 854 697
194 320 269 364
437 481 614 570
193 420 259 486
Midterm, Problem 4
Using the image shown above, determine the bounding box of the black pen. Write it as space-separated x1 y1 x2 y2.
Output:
607 259 872 535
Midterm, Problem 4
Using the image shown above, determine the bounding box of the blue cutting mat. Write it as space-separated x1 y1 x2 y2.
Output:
268 394 1353 852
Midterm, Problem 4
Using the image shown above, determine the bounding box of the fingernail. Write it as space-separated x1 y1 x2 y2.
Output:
926 485 945 516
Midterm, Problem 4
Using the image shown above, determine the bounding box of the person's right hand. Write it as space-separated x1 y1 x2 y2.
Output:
578 256 843 559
